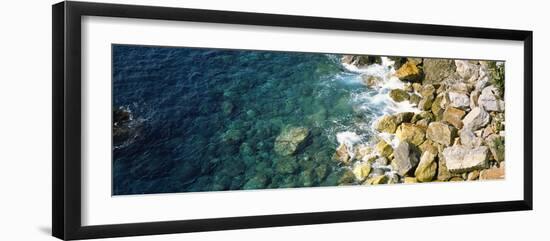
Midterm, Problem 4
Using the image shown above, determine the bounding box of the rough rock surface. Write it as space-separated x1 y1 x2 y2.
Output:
395 123 426 146
352 162 372 182
442 146 489 173
478 85 504 112
426 122 457 146
459 129 483 148
415 149 438 182
462 107 490 131
375 115 398 133
423 59 456 84
442 107 466 129
391 141 420 176
395 60 423 82
448 91 470 109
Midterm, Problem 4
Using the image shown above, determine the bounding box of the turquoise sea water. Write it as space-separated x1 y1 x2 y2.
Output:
112 45 396 195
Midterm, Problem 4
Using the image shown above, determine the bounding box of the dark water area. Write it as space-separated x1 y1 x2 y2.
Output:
112 45 384 195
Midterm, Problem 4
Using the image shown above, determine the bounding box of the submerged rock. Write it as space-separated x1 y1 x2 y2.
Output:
426 122 457 146
442 146 489 173
274 126 310 156
243 174 269 190
462 107 490 131
391 141 420 176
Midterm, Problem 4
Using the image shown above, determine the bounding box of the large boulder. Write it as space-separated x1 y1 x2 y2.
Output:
418 95 434 111
442 145 489 173
396 123 426 146
391 141 420 176
375 115 398 133
389 89 410 102
376 140 393 158
426 122 457 146
423 59 456 85
394 112 414 125
478 85 504 112
462 107 490 131
447 91 470 109
459 129 483 148
353 162 372 182
431 94 446 121
274 126 310 156
442 107 466 129
415 149 438 182
455 60 480 82
395 59 423 82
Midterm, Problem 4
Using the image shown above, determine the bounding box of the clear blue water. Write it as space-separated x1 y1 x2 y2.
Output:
112 45 387 195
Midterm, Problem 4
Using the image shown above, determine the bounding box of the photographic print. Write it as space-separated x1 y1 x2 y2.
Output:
112 44 505 195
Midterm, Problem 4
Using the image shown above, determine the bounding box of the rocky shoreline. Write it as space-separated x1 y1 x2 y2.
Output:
332 55 506 184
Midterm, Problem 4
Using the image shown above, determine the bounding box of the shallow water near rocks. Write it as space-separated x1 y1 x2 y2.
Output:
112 45 405 195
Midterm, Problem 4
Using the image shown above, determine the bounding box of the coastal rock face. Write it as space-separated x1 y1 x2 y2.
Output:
392 141 420 176
274 126 310 156
423 59 456 84
443 107 466 129
448 91 470 109
426 122 457 146
442 146 489 173
389 89 410 102
462 107 490 131
478 85 504 112
396 123 426 146
342 55 382 67
375 115 398 133
395 60 423 82
415 149 438 182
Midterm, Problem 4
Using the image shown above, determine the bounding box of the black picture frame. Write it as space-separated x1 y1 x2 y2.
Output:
52 1 533 240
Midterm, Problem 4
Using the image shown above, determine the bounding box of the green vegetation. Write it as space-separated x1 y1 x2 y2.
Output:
488 61 505 96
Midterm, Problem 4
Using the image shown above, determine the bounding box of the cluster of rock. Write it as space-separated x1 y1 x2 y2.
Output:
334 56 506 185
